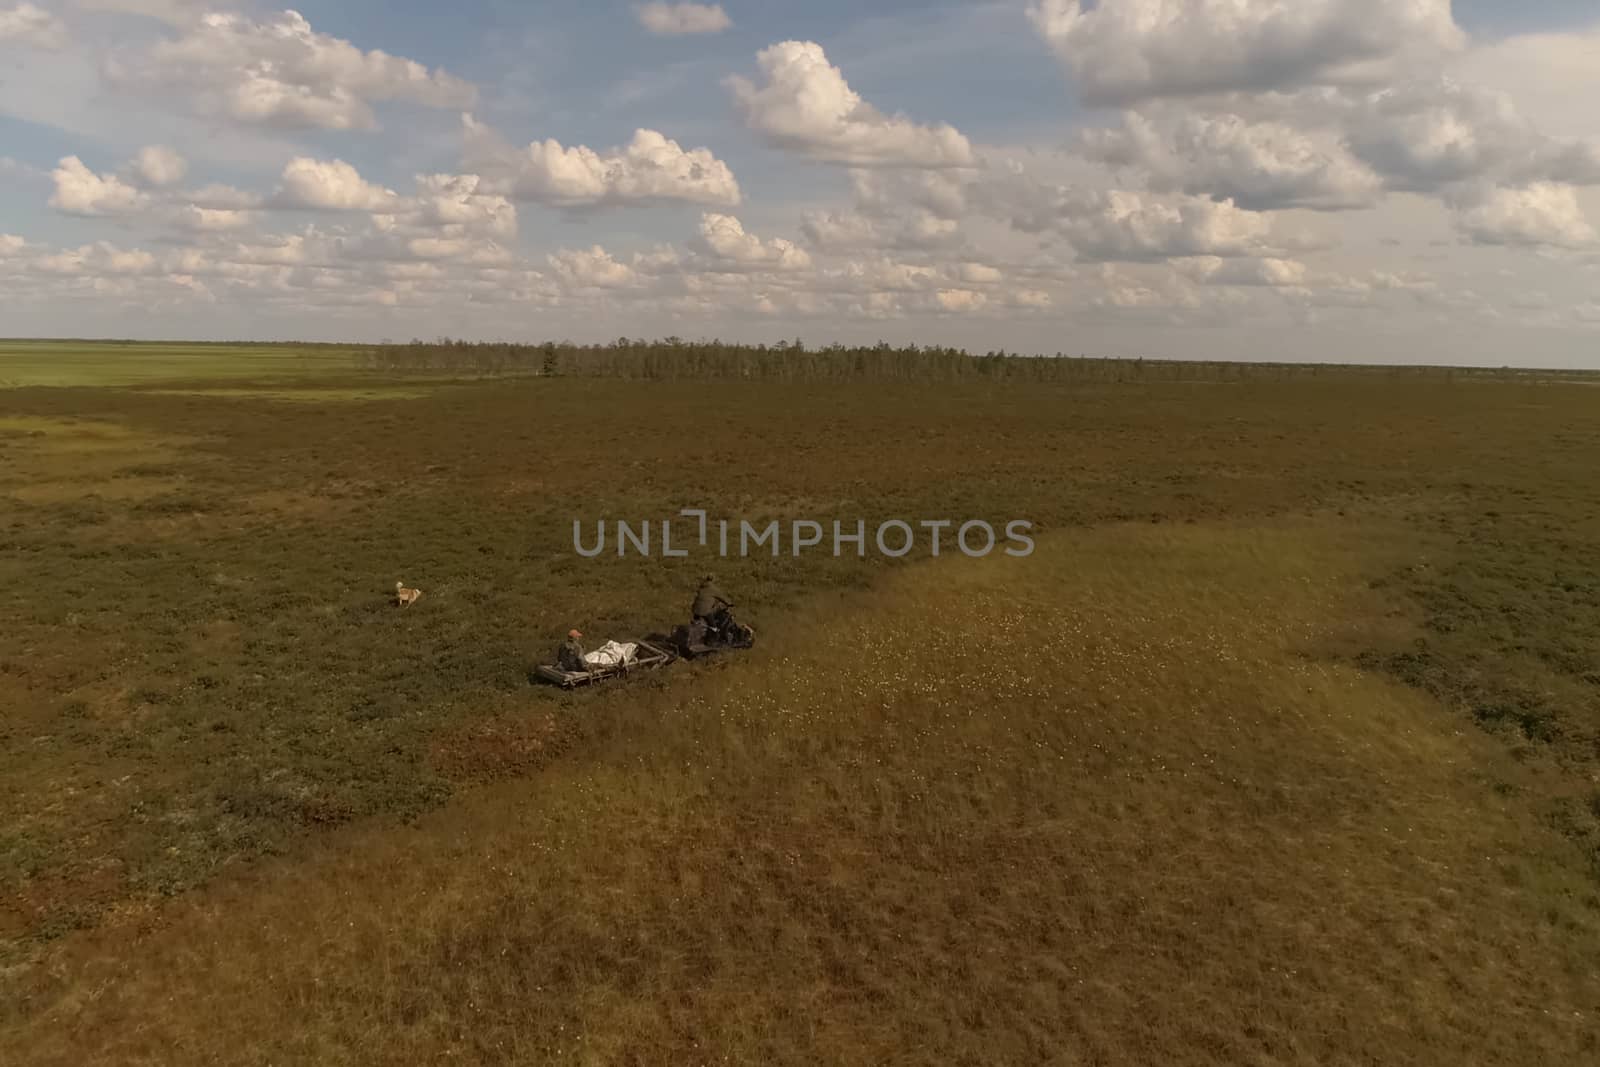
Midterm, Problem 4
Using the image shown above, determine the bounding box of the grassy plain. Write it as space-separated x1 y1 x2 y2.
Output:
0 340 358 388
2 342 1599 1063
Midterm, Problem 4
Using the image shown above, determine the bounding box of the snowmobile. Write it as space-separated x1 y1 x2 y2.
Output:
661 610 756 660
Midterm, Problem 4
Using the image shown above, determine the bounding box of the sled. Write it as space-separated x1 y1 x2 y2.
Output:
532 639 677 689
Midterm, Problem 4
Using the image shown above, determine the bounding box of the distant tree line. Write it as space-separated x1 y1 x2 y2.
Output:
351 336 1552 384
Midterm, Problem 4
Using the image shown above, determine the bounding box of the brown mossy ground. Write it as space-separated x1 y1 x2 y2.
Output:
3 363 1600 1062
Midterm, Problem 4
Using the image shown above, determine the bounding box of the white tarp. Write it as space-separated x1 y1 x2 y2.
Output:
584 640 638 669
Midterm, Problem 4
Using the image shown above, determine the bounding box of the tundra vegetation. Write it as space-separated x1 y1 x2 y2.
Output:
1 340 1598 1064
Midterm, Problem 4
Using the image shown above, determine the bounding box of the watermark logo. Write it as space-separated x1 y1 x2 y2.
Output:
574 510 1035 559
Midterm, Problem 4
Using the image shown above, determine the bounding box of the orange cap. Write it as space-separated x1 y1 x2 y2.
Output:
569 629 582 638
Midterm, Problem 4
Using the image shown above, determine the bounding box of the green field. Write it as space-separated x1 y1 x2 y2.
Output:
0 340 360 389
2 342 1599 1063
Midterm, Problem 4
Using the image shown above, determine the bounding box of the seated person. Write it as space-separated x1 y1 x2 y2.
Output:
691 575 734 630
557 629 590 673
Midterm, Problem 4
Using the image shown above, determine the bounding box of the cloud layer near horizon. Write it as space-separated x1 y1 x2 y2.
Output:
1 1 1599 364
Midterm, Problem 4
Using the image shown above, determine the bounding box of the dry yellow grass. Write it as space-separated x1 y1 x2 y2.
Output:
6 518 1596 1064
0 415 201 506
7 374 1598 948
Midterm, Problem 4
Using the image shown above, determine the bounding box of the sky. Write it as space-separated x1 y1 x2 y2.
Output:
2 1 1599 366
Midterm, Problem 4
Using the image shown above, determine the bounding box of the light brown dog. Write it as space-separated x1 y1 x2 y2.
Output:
395 581 423 607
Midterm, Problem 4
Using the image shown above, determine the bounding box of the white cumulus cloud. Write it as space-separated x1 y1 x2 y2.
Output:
728 41 975 168
825 258 942 294
850 168 969 220
1056 190 1273 262
801 210 960 253
131 145 188 188
49 157 148 217
549 246 638 289
1084 112 1383 211
395 174 517 239
275 158 398 211
70 1 210 26
1175 255 1311 287
695 213 811 271
935 289 987 313
1455 183 1597 250
1348 79 1600 192
957 263 1003 285
37 241 158 276
635 3 730 36
0 3 67 48
980 165 1272 262
104 9 476 130
467 119 740 209
186 183 263 211
169 205 254 232
1030 0 1464 105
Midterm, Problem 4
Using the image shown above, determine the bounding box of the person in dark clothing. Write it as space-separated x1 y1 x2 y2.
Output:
557 629 591 673
691 575 734 629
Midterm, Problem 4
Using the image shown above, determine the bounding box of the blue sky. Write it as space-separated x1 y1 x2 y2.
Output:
2 2 1599 364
